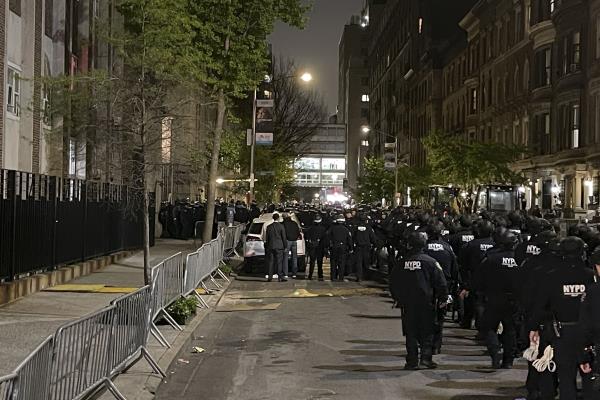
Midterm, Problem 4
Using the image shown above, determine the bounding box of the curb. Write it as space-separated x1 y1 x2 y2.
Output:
0 250 135 307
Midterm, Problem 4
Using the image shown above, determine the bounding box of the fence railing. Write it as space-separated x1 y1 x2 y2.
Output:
0 224 245 400
0 169 155 281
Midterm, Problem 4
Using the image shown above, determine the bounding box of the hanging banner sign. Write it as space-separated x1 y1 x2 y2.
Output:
256 132 274 146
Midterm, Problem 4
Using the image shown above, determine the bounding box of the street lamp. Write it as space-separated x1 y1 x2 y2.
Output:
361 125 401 206
249 71 314 201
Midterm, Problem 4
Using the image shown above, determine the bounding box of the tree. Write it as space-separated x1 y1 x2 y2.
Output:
44 0 206 285
396 164 434 205
422 131 527 211
356 158 395 204
191 0 310 244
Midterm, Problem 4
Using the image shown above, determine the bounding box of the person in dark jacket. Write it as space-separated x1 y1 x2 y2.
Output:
579 249 600 400
353 214 378 282
327 215 353 282
424 222 459 354
475 228 521 369
529 237 596 400
264 214 288 282
305 215 327 280
390 231 448 370
282 213 302 278
458 219 495 330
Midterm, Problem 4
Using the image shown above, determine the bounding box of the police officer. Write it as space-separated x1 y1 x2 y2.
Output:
579 248 600 400
530 237 596 400
520 230 561 400
458 220 495 330
326 215 353 282
515 218 553 266
305 215 327 281
475 228 520 369
390 232 448 370
353 214 378 282
424 222 459 354
448 216 475 258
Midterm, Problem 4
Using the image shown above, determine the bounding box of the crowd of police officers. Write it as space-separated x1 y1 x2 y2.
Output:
293 205 600 400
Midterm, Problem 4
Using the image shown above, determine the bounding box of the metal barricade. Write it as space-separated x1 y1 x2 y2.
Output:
10 336 53 400
50 307 117 400
150 253 185 348
222 225 243 259
0 374 16 400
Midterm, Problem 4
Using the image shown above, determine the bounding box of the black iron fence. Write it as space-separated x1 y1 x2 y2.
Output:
0 169 155 282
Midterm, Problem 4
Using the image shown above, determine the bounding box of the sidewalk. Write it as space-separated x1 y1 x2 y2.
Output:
0 239 199 376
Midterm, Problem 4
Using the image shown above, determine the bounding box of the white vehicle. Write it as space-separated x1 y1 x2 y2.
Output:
243 213 306 271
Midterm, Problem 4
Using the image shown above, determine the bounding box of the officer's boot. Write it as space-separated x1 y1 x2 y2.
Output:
420 336 437 369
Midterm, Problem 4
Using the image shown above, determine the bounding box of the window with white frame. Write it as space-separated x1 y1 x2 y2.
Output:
571 104 580 149
7 67 20 117
361 94 370 102
572 31 581 70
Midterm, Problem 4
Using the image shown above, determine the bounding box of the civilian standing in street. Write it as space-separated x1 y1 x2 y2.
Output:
282 212 302 279
264 213 288 282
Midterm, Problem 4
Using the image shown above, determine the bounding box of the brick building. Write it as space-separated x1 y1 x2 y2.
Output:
361 0 600 215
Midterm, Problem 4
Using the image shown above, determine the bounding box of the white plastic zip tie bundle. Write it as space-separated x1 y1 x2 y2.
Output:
523 341 539 362
532 345 556 372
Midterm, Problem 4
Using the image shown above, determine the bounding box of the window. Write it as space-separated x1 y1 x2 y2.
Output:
550 0 555 13
562 36 569 75
470 88 477 114
294 158 320 170
361 140 369 147
360 108 369 118
296 173 320 185
161 117 172 163
515 6 523 42
535 48 551 87
45 0 53 37
7 67 20 117
9 0 20 16
361 94 370 102
571 104 580 149
321 158 345 171
68 138 77 176
360 77 369 86
597 15 600 59
418 18 423 34
595 93 600 143
572 31 581 71
321 173 344 185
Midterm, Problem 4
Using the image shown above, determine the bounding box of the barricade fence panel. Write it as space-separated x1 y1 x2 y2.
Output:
50 307 116 400
109 286 153 373
0 230 232 400
11 336 53 400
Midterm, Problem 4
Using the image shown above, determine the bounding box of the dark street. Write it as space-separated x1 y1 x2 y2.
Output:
155 277 527 400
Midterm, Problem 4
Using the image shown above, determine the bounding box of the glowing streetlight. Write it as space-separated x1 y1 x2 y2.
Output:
216 178 225 184
361 125 371 134
300 72 313 83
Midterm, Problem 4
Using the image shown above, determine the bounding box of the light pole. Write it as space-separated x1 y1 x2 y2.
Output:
362 126 403 206
249 72 313 201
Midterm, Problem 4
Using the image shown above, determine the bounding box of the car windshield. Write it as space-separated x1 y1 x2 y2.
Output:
248 223 264 235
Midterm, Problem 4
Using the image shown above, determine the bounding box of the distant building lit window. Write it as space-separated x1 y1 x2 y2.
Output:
361 94 370 102
361 140 369 147
418 18 423 34
161 117 173 163
572 104 580 149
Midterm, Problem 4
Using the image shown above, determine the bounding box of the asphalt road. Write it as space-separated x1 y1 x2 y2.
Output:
155 277 528 400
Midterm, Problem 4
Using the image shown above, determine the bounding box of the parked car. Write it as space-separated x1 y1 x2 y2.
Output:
243 213 306 273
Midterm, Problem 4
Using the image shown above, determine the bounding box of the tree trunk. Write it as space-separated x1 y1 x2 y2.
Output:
202 88 227 243
143 187 151 285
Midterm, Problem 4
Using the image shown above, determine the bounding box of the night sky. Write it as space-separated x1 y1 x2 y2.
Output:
269 0 365 117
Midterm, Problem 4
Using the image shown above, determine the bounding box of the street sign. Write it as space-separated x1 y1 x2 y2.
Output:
256 99 274 108
256 171 275 176
246 129 253 146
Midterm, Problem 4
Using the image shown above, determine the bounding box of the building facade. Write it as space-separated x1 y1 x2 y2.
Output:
361 0 600 215
338 14 370 192
293 123 347 202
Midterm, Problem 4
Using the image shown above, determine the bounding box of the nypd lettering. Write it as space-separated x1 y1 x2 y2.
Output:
358 226 367 232
462 235 475 243
404 261 422 271
502 257 517 268
526 245 541 256
427 243 444 252
441 230 450 236
480 244 494 251
563 284 586 298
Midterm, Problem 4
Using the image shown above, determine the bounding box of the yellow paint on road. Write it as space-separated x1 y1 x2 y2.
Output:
216 302 281 312
44 284 138 294
229 287 382 300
